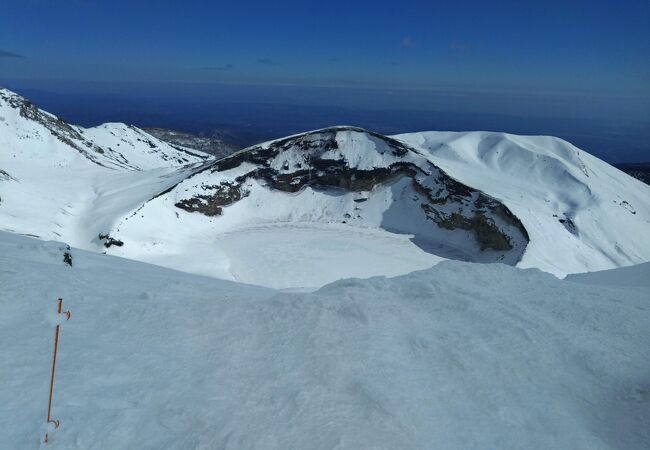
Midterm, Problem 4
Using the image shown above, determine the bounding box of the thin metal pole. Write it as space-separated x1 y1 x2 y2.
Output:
45 298 69 444
47 299 62 424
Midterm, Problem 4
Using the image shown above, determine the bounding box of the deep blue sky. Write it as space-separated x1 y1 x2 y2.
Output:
1 0 649 161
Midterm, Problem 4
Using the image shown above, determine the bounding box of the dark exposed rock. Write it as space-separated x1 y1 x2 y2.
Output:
99 233 124 248
0 169 18 182
175 182 250 216
63 250 73 266
618 200 636 214
435 212 512 251
558 215 578 236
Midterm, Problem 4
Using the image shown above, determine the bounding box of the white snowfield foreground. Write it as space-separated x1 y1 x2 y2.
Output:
0 231 648 449
2 87 650 288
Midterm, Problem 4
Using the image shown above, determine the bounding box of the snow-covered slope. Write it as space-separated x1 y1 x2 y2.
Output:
0 88 211 171
100 127 529 288
396 131 650 276
0 87 213 249
1 231 648 449
566 261 650 288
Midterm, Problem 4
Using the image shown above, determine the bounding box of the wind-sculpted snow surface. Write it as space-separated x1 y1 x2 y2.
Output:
396 131 650 276
1 232 648 449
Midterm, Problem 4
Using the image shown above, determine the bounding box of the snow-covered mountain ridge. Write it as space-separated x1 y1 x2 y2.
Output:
0 88 211 170
2 87 649 287
397 131 650 276
0 87 214 252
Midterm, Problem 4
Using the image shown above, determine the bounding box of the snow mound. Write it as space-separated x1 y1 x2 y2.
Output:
1 231 648 449
396 131 650 276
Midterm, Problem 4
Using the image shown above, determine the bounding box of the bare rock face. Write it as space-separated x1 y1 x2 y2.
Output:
173 127 529 262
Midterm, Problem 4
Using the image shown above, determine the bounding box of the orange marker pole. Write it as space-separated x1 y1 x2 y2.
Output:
44 298 71 444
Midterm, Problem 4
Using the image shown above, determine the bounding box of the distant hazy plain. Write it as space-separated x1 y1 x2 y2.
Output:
4 80 648 163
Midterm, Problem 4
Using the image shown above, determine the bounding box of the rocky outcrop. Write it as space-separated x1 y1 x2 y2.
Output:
99 233 124 248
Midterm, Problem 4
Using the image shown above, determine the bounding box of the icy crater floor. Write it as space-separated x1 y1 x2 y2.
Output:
210 223 444 289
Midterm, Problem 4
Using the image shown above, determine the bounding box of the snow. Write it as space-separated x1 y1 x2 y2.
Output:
104 175 499 289
0 88 213 250
0 88 210 171
319 130 409 170
395 131 650 277
99 127 649 286
101 128 528 287
204 223 443 289
1 231 648 449
566 262 650 289
81 123 211 169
